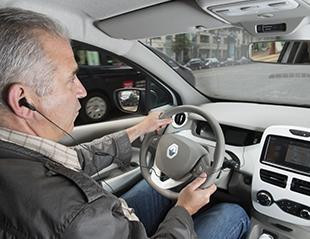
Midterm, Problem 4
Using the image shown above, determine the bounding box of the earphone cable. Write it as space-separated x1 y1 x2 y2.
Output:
35 109 115 192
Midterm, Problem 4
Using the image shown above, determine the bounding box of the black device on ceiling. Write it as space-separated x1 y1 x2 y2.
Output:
256 23 287 33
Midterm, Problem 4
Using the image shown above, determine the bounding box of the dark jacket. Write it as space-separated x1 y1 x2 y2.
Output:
0 140 197 238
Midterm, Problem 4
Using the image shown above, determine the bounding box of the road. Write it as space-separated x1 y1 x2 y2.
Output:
192 63 310 103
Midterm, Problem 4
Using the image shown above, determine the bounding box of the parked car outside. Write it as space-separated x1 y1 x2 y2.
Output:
204 58 220 68
236 56 251 65
220 57 235 67
185 58 204 70
72 40 172 125
147 46 195 86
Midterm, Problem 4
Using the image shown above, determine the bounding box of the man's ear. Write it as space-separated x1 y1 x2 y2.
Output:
6 84 34 118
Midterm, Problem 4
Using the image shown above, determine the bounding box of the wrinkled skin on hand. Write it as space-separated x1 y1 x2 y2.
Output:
176 173 217 215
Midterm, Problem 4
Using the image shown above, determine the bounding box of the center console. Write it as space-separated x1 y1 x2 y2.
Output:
252 126 310 226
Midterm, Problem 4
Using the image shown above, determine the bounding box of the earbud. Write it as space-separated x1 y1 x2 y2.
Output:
19 97 37 111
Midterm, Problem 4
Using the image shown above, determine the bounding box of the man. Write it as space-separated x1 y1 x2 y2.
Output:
0 8 250 239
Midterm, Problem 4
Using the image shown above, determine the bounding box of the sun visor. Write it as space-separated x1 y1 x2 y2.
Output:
95 0 227 40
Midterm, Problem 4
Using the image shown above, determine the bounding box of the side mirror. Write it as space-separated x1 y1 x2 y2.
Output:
114 88 144 113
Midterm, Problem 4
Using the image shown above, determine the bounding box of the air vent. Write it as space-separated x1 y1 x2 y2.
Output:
172 112 188 128
260 169 288 188
268 1 287 7
291 178 310 196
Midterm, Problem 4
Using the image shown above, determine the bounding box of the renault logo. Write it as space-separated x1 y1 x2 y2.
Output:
167 143 178 159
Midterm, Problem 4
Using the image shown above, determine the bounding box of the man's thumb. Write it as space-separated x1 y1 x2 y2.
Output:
189 173 207 190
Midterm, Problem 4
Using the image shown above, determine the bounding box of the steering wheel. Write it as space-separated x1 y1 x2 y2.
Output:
139 105 225 199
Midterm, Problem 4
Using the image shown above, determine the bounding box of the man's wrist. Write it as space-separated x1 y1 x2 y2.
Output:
126 123 144 143
175 202 193 216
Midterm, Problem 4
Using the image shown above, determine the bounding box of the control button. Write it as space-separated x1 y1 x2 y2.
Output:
277 200 298 215
257 191 273 206
276 199 310 220
300 209 310 220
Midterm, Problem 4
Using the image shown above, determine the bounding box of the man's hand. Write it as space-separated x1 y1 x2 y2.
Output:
139 112 172 134
176 173 217 215
126 111 172 143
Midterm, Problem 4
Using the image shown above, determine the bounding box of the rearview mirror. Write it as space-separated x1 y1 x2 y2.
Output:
249 40 310 64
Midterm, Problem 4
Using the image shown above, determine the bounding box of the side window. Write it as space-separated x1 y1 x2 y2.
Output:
71 40 173 125
148 81 172 109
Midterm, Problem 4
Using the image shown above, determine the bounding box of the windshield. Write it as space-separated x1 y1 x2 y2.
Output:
143 27 310 107
145 45 195 86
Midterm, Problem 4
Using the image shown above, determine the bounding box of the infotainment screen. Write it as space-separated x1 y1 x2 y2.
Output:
261 135 310 175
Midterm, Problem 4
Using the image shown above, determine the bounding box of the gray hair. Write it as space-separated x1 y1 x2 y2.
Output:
0 7 69 107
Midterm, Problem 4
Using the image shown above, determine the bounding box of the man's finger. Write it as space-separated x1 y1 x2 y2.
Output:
206 184 217 195
188 173 207 190
159 118 172 126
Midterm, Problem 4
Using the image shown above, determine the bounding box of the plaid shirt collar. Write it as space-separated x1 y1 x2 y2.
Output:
0 127 81 171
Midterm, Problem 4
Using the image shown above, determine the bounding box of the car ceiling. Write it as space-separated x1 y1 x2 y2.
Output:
98 0 310 40
50 0 171 19
2 0 171 19
2 0 310 39
96 0 310 40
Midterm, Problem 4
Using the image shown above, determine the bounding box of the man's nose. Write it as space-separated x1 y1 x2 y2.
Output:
75 77 87 98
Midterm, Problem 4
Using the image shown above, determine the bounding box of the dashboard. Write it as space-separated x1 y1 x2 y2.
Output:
169 102 310 229
252 126 310 226
195 120 262 146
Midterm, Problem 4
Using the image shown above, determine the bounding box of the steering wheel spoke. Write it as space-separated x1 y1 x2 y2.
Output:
150 163 190 189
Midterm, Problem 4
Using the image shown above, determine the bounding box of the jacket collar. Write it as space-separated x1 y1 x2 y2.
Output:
0 127 81 171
